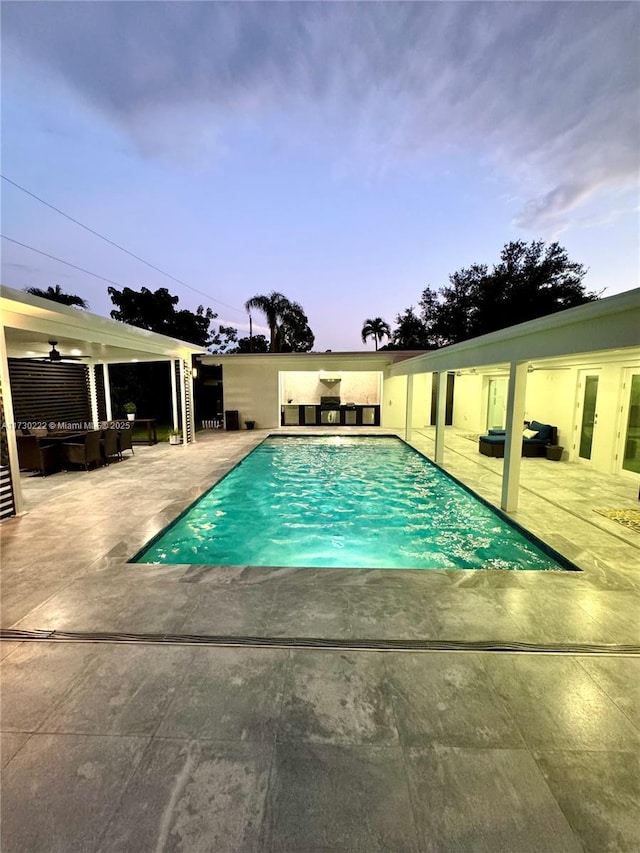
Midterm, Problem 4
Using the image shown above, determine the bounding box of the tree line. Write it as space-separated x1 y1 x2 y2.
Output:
25 238 596 354
361 240 597 350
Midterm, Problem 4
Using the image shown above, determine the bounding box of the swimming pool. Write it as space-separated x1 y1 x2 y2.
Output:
134 435 574 570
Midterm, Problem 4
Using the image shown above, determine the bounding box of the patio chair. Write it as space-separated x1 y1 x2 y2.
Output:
100 427 120 465
16 434 60 476
116 424 134 458
62 430 103 471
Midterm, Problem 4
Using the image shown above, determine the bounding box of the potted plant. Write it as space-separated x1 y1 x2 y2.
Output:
245 419 256 430
124 402 137 422
169 428 182 445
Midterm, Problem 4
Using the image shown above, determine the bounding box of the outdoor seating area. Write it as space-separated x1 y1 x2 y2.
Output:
16 423 134 476
479 420 558 458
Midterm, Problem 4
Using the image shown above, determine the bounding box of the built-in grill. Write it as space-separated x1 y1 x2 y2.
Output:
320 396 341 424
320 396 341 410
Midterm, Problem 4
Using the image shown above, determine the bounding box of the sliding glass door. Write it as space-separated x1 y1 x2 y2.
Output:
621 372 640 474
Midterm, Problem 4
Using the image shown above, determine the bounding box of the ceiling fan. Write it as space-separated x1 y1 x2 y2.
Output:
20 341 88 363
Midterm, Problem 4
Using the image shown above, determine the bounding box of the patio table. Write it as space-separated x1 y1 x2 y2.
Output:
131 418 157 446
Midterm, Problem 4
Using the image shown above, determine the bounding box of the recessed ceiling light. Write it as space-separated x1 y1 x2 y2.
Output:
70 349 82 356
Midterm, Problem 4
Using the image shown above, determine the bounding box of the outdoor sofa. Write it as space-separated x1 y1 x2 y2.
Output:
478 420 558 458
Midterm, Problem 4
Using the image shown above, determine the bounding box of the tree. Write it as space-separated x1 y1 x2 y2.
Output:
108 286 216 347
244 291 314 352
209 324 238 354
25 284 89 309
389 307 432 350
423 241 595 345
361 317 391 350
230 334 269 353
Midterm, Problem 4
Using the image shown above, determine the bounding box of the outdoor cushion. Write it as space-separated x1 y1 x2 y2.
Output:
488 429 506 435
523 428 539 439
529 420 552 442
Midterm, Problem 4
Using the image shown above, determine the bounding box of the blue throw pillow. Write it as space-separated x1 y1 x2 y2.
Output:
529 420 552 441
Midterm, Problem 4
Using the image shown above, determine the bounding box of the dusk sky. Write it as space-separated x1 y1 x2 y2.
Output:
1 1 638 351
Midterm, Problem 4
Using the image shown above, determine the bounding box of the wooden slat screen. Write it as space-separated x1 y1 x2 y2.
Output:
0 378 16 519
8 360 91 427
94 365 107 421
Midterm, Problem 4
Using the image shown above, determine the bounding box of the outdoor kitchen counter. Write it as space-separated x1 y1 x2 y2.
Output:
280 404 380 427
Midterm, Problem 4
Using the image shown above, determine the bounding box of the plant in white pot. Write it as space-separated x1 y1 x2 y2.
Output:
124 402 137 422
169 428 182 445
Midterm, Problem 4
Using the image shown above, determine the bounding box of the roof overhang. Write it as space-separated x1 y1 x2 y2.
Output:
388 289 640 376
1 285 206 364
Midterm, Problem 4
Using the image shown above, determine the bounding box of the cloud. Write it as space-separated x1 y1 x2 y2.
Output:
2 1 638 228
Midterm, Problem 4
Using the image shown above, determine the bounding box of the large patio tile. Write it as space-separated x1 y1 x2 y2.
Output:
484 654 640 750
575 591 640 643
499 588 619 644
259 743 420 852
425 589 524 640
266 583 352 638
156 646 288 742
1 732 30 768
278 650 398 745
1 641 99 731
180 585 279 636
349 585 437 639
12 576 199 633
533 749 639 853
577 655 640 729
0 640 22 659
96 739 272 853
384 652 525 748
405 746 582 853
40 645 195 735
0 732 149 853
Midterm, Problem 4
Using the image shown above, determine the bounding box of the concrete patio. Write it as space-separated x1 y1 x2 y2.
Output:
1 428 638 852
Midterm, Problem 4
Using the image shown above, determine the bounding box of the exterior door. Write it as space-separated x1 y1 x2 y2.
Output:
575 371 600 461
486 377 507 430
620 371 640 475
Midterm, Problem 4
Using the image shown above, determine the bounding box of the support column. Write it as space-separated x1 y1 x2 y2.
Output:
434 371 447 465
0 327 23 515
188 364 196 444
102 363 113 421
170 359 178 431
179 359 188 445
404 373 414 441
88 366 99 427
501 361 528 512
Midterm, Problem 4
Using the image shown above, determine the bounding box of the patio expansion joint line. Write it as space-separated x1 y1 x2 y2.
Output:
1 629 639 656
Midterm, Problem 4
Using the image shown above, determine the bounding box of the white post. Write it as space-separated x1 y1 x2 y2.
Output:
88 366 99 427
501 361 528 512
179 359 188 445
102 363 113 421
170 359 178 431
404 373 414 441
188 364 196 444
0 327 23 514
434 371 447 465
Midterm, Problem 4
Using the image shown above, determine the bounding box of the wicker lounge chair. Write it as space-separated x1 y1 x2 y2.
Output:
62 430 103 471
16 434 60 476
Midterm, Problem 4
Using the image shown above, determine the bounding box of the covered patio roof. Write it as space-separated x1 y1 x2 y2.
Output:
1 285 206 364
388 288 640 377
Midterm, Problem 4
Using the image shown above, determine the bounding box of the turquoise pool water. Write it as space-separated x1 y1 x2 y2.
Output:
134 436 571 570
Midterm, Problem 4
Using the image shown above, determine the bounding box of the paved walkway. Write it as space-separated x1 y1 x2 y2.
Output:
1 428 638 851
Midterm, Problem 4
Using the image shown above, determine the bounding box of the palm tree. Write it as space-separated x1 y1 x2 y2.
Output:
245 291 314 352
361 317 391 350
245 291 288 352
25 284 89 309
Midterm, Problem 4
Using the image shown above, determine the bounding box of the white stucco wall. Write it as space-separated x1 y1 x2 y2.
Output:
451 374 485 432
